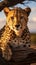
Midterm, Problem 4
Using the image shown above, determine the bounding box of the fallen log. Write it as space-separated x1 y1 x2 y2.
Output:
0 47 36 65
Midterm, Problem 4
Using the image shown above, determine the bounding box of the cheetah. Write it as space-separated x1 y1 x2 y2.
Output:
0 7 31 61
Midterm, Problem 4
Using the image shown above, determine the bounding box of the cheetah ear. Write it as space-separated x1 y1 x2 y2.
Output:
24 7 31 16
4 7 10 16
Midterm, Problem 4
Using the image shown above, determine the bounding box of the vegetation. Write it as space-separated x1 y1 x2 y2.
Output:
31 33 36 44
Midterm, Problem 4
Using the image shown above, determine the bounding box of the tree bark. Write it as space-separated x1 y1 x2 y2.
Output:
0 0 36 11
0 0 24 11
0 47 36 65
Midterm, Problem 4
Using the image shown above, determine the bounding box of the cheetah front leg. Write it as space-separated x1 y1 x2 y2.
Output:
2 45 12 61
0 29 13 61
0 41 12 61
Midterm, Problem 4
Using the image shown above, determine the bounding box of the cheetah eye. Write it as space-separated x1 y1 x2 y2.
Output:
20 16 24 20
11 16 14 20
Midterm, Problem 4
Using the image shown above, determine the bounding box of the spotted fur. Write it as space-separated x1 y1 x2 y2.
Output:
0 7 31 61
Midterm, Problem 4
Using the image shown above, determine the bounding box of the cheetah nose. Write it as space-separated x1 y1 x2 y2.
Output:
15 25 20 28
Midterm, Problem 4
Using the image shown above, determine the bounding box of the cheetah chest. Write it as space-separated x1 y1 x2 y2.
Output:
9 34 30 48
11 37 25 47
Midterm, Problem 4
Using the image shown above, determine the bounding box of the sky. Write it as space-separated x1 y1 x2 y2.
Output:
0 1 36 33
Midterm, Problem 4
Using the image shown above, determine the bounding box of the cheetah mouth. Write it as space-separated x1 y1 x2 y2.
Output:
15 27 22 31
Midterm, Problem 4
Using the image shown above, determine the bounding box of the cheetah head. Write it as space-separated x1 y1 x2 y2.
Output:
4 7 31 36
